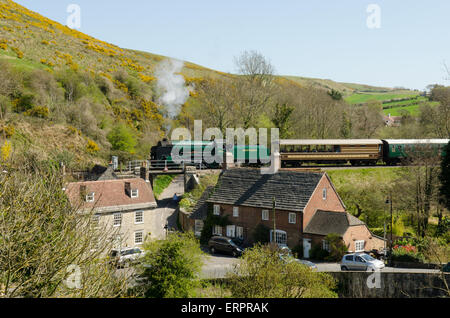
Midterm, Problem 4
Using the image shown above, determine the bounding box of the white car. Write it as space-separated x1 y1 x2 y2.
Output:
341 253 385 271
110 247 144 268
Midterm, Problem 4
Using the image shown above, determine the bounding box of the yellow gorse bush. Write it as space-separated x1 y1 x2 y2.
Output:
1 140 12 161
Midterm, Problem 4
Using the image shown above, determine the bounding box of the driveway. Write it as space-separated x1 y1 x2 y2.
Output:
147 175 184 240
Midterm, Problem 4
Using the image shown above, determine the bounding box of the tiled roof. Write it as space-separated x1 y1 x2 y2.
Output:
304 210 365 236
65 178 157 213
206 168 324 212
189 186 214 221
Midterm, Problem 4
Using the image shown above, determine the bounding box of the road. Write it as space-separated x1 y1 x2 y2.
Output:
200 255 441 279
147 175 184 240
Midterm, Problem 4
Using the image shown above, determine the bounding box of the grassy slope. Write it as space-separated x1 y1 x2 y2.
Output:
0 0 424 168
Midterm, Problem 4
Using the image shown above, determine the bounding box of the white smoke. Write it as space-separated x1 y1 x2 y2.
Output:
155 59 191 119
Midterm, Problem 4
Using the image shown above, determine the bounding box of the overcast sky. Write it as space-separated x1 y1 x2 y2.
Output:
14 0 450 90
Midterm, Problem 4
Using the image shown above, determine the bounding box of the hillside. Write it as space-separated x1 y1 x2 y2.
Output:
0 0 429 170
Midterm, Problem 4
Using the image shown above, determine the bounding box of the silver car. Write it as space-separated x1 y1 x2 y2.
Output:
341 253 385 271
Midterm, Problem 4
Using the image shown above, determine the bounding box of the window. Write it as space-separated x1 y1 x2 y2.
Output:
262 210 269 221
213 225 222 236
134 231 144 245
226 225 236 238
288 213 297 224
233 207 239 218
131 189 139 198
236 226 244 239
270 230 287 246
345 255 353 261
135 211 143 224
322 188 327 200
323 240 330 252
355 240 365 252
213 205 220 216
91 215 100 228
194 220 204 237
113 213 122 227
86 192 95 202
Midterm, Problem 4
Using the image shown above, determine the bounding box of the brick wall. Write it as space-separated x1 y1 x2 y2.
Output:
213 203 303 248
302 175 346 228
343 225 386 252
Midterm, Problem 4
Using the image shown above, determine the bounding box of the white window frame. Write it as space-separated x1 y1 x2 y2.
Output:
131 189 139 198
194 220 204 237
213 225 222 236
236 226 244 239
323 240 330 252
113 213 122 227
288 213 297 224
355 240 365 252
86 192 95 202
226 225 236 238
213 205 220 216
233 207 239 218
92 215 100 228
270 230 287 246
134 230 144 245
135 211 144 224
262 210 269 221
322 188 327 200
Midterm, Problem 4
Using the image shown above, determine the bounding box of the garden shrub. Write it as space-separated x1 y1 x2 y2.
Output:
252 223 271 245
310 244 329 261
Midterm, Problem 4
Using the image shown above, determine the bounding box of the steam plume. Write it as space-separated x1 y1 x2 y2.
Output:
155 59 191 119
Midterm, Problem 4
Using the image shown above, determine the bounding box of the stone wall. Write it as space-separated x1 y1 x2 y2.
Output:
330 271 450 298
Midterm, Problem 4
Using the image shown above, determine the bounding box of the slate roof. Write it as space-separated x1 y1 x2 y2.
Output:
206 168 324 212
189 187 214 221
304 210 365 236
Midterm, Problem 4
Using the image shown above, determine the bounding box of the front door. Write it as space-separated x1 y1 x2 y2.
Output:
303 239 312 259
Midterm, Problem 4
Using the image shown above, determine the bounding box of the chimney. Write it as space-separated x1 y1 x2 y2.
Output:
140 165 148 182
125 182 131 196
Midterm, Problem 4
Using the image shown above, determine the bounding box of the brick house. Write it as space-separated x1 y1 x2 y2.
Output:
65 178 157 249
200 168 384 258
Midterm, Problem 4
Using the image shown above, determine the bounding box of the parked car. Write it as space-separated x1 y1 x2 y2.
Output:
341 253 385 271
442 262 450 273
110 247 144 268
208 236 244 257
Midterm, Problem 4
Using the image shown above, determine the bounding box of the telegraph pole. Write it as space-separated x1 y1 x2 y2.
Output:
272 197 276 244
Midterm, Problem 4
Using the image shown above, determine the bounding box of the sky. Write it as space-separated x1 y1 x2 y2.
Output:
13 0 450 90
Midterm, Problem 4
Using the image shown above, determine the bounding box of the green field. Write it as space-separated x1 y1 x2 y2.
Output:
345 91 420 104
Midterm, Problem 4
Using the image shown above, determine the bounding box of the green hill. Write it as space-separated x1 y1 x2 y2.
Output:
0 0 423 170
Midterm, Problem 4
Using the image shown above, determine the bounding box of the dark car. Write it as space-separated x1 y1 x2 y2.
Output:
208 236 244 257
443 262 450 273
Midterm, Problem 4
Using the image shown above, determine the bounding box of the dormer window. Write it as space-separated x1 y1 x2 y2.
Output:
125 182 138 198
86 192 95 202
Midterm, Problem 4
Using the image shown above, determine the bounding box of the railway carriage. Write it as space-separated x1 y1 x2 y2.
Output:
382 139 449 165
279 139 383 166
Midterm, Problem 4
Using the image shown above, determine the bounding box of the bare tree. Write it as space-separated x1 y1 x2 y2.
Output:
194 78 238 134
234 51 276 128
0 167 129 298
352 100 384 138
